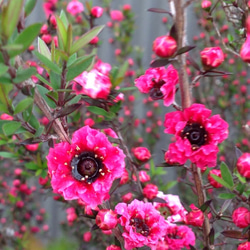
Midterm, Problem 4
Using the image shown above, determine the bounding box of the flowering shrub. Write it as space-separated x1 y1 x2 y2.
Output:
0 0 249 249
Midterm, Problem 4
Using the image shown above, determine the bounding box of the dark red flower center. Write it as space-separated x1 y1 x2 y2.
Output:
71 152 103 183
181 122 208 150
149 79 165 100
130 218 150 237
167 228 182 239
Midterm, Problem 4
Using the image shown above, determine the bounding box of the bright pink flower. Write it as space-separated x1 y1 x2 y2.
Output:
96 209 118 230
238 241 250 250
115 199 168 250
154 192 187 223
47 126 125 208
240 36 250 63
184 204 204 227
66 207 77 224
237 153 250 178
66 0 84 16
143 184 158 200
0 113 13 120
83 231 92 242
110 10 124 21
139 171 150 182
207 169 223 188
200 47 224 68
232 207 250 228
89 36 99 44
164 104 228 169
201 0 212 9
84 118 95 127
123 4 131 11
43 0 58 18
135 65 179 106
103 128 118 138
106 245 121 250
25 144 39 151
152 36 177 58
133 147 151 161
41 34 52 44
156 224 195 250
72 69 112 99
122 192 133 203
91 6 103 18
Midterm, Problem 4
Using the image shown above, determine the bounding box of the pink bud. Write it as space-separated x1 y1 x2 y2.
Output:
106 245 122 250
201 0 212 9
200 47 224 68
152 35 177 58
232 207 250 228
0 113 13 121
89 36 99 45
237 241 250 250
96 209 118 230
91 6 103 18
83 231 92 242
41 34 52 44
237 153 250 179
122 192 133 203
240 36 250 63
207 169 223 188
184 204 204 227
133 147 151 161
25 144 39 151
110 10 124 22
123 4 131 11
143 184 158 200
139 171 150 183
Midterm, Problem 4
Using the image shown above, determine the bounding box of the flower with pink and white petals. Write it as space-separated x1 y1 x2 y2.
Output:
115 199 168 250
66 0 84 16
135 65 179 107
96 209 118 230
154 192 187 223
152 35 177 58
47 126 125 208
232 207 250 228
94 60 112 75
237 153 250 178
200 47 224 69
164 104 228 169
156 224 195 250
72 69 112 99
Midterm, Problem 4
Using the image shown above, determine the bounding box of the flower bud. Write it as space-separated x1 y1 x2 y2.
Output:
133 147 151 161
240 36 250 63
184 204 204 227
83 231 92 242
237 153 250 178
207 169 223 188
152 36 177 58
232 207 250 228
96 209 118 230
110 10 124 22
238 241 250 250
200 47 224 69
106 245 122 250
143 184 158 200
201 0 212 9
91 6 103 18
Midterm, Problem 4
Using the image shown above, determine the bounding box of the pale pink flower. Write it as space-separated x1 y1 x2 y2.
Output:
66 0 84 16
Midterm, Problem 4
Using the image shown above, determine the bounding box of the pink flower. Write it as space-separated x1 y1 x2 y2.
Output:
25 144 39 151
207 169 223 188
122 193 133 203
47 126 125 208
135 65 179 106
154 192 187 223
240 35 250 63
0 113 13 120
201 0 212 9
157 224 195 250
106 245 121 250
237 153 250 179
238 241 250 250
110 10 124 21
96 209 118 230
43 0 58 18
164 104 228 169
152 36 177 58
184 204 204 227
143 184 158 200
232 207 250 228
72 69 112 99
94 60 112 75
133 147 151 161
66 0 84 16
91 6 103 18
139 171 150 182
83 231 92 242
115 199 168 250
200 47 224 69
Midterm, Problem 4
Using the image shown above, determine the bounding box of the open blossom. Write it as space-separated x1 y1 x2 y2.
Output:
94 60 112 75
154 192 187 223
237 153 250 178
156 224 195 250
232 207 250 228
240 36 250 63
200 47 224 68
66 0 84 16
164 104 228 169
152 36 177 58
115 199 168 250
135 65 179 106
133 147 151 161
72 69 112 99
43 0 58 18
47 126 125 208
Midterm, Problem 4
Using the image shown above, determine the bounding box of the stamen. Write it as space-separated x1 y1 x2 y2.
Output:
95 154 98 158
81 177 85 181
76 146 80 151
64 162 68 165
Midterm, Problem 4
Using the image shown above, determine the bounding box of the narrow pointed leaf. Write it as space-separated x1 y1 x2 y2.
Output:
220 162 234 188
209 228 215 245
37 37 51 60
221 230 248 239
210 174 232 189
54 103 82 118
218 193 236 199
56 16 67 51
176 46 196 56
24 0 37 17
235 146 243 159
70 25 105 55
14 98 33 114
150 58 171 68
0 64 8 77
59 10 69 28
200 200 212 212
13 67 37 83
147 8 173 16
0 152 17 158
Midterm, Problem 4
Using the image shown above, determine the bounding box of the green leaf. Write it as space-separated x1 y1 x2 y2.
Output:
25 162 38 170
36 85 57 108
35 74 51 86
59 10 69 29
1 0 24 39
9 23 42 58
218 193 236 199
2 44 23 51
67 53 77 67
112 61 129 87
28 114 40 130
66 55 95 81
210 174 232 189
34 51 61 74
50 71 61 90
119 87 137 92
24 0 37 17
35 126 44 137
67 95 81 105
66 24 73 54
14 98 33 114
0 103 8 113
0 63 9 77
220 162 234 188
87 106 115 120
56 15 67 51
13 67 37 83
70 25 105 55
162 180 177 191
0 151 16 158
2 121 22 136
37 37 51 60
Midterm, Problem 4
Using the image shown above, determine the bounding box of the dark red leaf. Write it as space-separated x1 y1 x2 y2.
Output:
147 8 173 16
221 230 248 239
54 103 82 118
150 59 171 68
176 46 196 56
